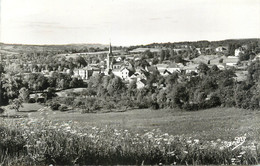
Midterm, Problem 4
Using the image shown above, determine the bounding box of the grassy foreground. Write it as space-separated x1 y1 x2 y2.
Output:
0 106 260 165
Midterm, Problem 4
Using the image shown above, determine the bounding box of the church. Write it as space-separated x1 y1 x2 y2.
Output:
105 43 113 75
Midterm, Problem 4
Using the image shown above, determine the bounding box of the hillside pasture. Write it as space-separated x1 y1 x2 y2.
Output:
24 107 260 141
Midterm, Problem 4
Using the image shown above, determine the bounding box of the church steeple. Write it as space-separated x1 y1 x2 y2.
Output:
106 42 113 71
109 42 112 54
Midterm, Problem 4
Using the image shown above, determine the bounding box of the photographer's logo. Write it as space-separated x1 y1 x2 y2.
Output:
224 136 246 150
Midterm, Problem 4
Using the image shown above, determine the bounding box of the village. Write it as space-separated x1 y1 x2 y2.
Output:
0 39 260 111
12 43 259 89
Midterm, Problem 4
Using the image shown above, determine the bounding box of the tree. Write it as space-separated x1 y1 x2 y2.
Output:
144 50 153 59
19 87 30 102
46 87 56 99
75 56 87 67
159 49 165 63
239 52 250 61
2 74 22 100
128 80 137 98
107 76 125 97
198 63 209 75
166 72 179 86
9 98 23 112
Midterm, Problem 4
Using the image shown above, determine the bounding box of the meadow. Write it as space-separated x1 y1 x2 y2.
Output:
0 105 260 165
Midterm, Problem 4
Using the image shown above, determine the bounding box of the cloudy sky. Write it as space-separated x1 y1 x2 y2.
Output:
1 0 260 46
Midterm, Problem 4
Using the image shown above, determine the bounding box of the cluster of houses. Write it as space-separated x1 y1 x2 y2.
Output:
69 44 260 89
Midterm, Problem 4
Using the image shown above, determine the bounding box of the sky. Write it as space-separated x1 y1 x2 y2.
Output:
0 0 260 46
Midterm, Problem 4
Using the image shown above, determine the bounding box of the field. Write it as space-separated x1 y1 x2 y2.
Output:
4 104 260 141
1 105 260 165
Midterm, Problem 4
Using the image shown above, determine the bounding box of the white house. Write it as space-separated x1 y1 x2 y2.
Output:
136 79 146 89
253 53 260 61
183 64 199 74
215 46 227 52
235 47 245 57
115 56 122 62
112 67 131 81
129 70 147 82
224 56 239 67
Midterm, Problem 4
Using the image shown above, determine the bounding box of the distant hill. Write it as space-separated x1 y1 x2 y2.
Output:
143 38 260 48
0 43 109 54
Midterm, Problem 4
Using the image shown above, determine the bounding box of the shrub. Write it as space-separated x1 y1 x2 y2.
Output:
205 94 221 108
182 103 199 111
151 102 159 110
58 105 68 112
0 108 5 114
28 98 36 103
50 102 61 110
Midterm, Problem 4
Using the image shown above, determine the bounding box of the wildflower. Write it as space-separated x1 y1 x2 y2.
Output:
89 134 95 138
167 151 175 156
194 139 199 143
250 145 256 151
183 151 188 154
187 140 192 144
239 151 246 155
163 133 169 136
70 130 77 134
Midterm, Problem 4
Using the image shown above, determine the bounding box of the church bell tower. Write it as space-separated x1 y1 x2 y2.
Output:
107 43 113 70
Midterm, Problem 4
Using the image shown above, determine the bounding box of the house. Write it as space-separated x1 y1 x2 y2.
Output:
136 79 146 89
73 66 93 80
156 64 169 76
113 62 124 69
115 56 122 62
129 69 147 82
208 56 225 66
183 64 199 74
235 47 245 57
253 53 260 61
124 60 134 70
217 64 225 70
196 48 202 55
167 63 182 72
112 67 131 81
73 66 102 80
215 46 227 52
234 71 248 82
224 56 239 67
156 63 181 76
